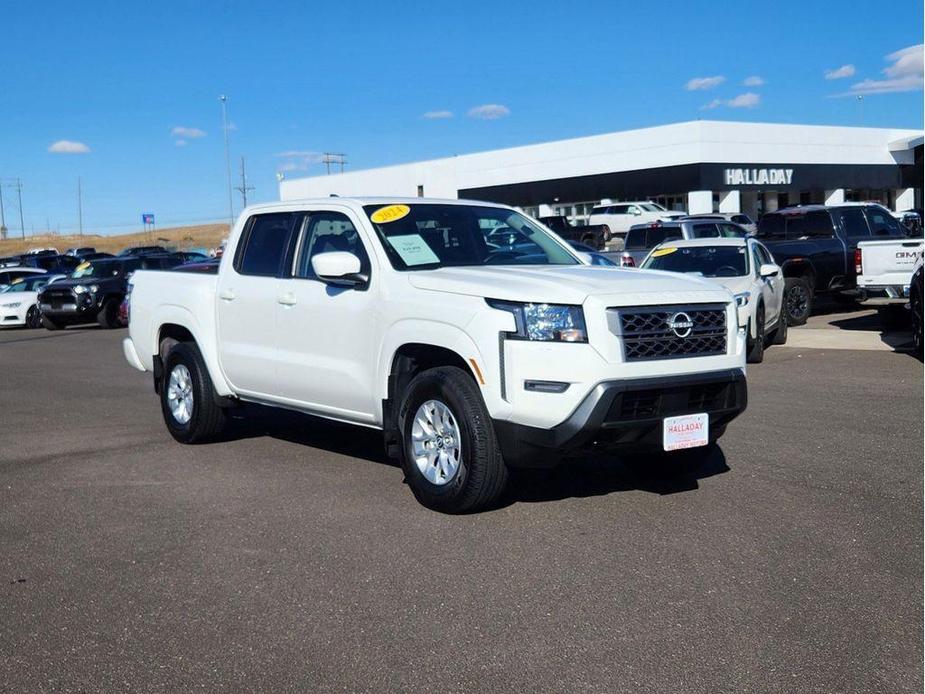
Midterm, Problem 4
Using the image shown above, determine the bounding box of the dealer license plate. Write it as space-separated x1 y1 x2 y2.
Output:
662 413 709 451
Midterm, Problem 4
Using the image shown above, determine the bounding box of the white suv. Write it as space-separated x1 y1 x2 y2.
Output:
589 202 686 240
124 198 747 512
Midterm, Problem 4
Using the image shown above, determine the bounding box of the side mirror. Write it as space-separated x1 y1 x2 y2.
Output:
311 251 368 286
759 263 780 278
631 208 642 216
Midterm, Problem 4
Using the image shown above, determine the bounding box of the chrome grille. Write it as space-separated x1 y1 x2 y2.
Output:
610 304 728 361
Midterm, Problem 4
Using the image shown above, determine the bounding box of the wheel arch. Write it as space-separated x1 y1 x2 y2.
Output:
148 305 233 397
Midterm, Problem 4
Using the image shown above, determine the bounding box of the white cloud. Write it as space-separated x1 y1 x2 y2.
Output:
727 92 761 108
685 75 725 91
48 140 90 154
171 126 206 139
467 104 510 120
422 110 454 120
174 139 188 147
825 64 856 80
743 75 765 87
701 92 761 110
844 44 924 94
275 150 324 174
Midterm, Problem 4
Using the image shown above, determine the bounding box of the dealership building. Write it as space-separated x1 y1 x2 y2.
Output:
279 120 923 223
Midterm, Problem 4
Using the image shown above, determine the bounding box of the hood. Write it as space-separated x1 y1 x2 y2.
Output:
43 277 117 291
406 265 731 306
697 274 753 295
659 211 686 219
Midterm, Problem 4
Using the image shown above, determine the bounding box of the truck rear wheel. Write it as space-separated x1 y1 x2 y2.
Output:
397 366 508 513
783 277 812 326
160 342 227 444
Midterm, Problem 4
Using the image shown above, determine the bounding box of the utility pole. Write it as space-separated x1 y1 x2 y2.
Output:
77 177 84 237
219 95 234 227
16 179 24 240
322 153 347 175
0 182 7 240
235 156 255 209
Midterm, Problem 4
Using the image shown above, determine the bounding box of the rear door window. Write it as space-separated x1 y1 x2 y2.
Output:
691 223 720 238
718 223 748 238
646 227 682 248
786 211 833 239
235 213 296 277
625 228 647 251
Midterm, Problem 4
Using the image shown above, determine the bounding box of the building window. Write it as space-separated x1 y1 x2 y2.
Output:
417 185 424 197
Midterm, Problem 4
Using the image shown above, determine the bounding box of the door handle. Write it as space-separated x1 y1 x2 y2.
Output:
219 289 236 301
277 292 297 306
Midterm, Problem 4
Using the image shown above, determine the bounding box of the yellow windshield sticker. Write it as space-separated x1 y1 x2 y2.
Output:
75 261 91 271
651 247 678 257
11 278 23 284
370 204 411 224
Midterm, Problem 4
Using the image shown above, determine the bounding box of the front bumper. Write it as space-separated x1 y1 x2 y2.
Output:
493 369 747 467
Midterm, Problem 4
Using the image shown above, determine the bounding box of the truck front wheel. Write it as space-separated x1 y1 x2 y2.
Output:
783 277 812 326
160 342 227 444
398 366 508 513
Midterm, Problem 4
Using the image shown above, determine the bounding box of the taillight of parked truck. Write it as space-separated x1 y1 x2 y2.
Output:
854 248 862 275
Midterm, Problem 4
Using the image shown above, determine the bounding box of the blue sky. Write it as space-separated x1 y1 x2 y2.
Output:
0 0 922 235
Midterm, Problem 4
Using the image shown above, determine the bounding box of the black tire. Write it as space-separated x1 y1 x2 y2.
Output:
771 307 788 345
746 303 765 364
160 341 227 444
97 298 121 329
397 366 508 513
41 315 63 331
911 282 923 357
877 305 908 331
25 305 42 329
580 234 597 249
783 277 812 326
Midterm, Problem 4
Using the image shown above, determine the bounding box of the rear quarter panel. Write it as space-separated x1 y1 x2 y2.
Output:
128 269 233 396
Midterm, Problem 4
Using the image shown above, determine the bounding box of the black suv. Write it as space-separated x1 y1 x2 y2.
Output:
38 255 181 329
756 204 906 325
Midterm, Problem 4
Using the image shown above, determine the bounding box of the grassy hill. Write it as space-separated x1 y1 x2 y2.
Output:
0 223 230 257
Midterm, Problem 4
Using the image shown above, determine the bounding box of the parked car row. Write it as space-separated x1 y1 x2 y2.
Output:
0 246 211 331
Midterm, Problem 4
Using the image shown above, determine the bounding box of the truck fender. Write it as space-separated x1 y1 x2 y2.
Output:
148 304 235 398
376 319 495 410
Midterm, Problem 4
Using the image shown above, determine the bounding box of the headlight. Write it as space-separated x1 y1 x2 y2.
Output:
487 299 588 342
74 284 98 294
734 292 751 307
2 302 22 309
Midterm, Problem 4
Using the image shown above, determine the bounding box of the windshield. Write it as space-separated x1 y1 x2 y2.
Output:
642 245 749 277
1 275 52 292
71 260 123 278
364 204 579 270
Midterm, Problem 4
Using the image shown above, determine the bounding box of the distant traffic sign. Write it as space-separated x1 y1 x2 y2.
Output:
142 213 155 224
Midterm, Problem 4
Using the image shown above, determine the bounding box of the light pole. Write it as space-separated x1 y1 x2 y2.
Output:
219 95 234 228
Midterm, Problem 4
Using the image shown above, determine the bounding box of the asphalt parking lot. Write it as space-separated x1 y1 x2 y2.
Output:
1 316 922 693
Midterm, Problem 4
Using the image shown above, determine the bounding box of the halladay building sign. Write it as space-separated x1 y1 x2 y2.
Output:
724 168 794 186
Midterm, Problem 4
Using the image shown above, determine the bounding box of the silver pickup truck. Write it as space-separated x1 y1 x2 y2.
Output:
856 236 924 327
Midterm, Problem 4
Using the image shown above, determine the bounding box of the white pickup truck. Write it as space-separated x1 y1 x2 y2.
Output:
856 236 925 326
123 198 747 512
